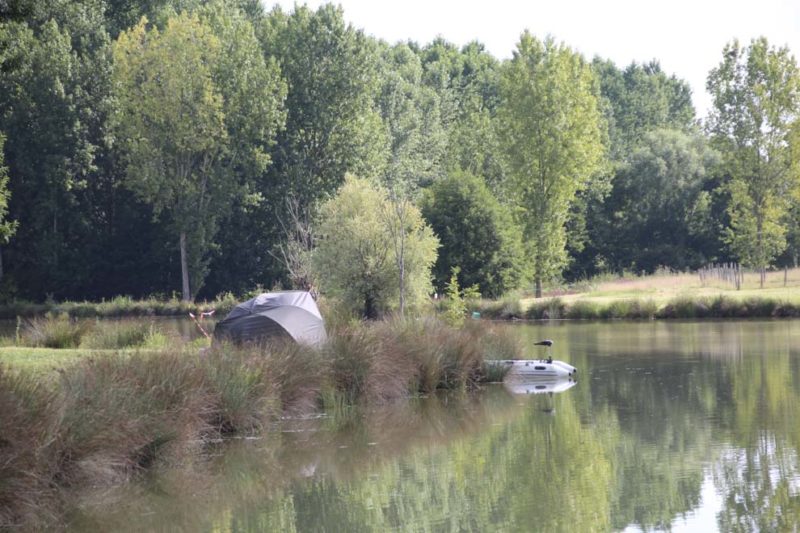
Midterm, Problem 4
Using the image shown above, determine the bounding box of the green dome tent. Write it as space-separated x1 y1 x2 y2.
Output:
213 291 327 347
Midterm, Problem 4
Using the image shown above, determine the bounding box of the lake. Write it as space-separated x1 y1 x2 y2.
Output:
66 320 800 532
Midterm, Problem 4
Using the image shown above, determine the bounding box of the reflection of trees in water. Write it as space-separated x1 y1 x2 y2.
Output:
713 348 800 532
714 437 800 532
589 354 711 530
69 322 800 532
69 388 617 532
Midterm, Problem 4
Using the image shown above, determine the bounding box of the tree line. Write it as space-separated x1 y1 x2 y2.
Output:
1 1 799 312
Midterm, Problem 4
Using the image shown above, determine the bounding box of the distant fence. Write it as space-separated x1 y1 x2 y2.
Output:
698 263 743 289
698 263 793 289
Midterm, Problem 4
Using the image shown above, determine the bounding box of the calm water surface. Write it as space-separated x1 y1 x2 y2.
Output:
68 320 800 532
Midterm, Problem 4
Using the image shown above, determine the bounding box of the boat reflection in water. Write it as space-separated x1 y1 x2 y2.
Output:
503 377 577 395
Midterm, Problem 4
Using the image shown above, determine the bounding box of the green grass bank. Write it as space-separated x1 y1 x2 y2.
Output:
469 269 800 320
0 293 239 319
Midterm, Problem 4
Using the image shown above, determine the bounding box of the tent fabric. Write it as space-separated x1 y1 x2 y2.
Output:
213 291 327 347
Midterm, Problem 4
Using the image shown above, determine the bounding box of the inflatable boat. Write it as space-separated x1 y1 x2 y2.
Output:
489 359 577 379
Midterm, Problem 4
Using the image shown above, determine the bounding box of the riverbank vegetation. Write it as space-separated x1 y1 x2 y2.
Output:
0 316 520 527
468 268 800 320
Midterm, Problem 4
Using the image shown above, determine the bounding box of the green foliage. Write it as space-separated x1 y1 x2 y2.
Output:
498 33 605 296
443 267 467 327
206 3 384 296
313 176 438 318
592 59 696 160
592 129 721 272
418 39 503 184
112 8 285 300
422 171 525 297
0 134 17 245
707 37 800 272
260 4 384 203
573 59 700 278
0 12 111 299
376 43 446 190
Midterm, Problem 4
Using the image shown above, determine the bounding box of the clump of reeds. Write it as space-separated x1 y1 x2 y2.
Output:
564 300 600 319
53 352 215 488
0 366 60 528
80 320 160 349
384 317 485 393
472 323 525 362
18 314 91 348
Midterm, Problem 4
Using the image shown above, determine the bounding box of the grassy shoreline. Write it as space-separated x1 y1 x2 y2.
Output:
468 269 800 320
0 317 520 528
470 294 800 320
0 294 239 320
7 270 800 322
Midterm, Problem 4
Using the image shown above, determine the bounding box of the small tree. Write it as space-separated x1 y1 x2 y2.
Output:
313 176 438 318
443 267 466 327
273 195 317 294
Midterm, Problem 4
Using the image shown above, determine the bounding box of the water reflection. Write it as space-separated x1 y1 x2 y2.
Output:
66 320 800 532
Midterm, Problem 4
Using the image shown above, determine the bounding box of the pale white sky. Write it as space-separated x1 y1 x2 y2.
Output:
268 0 800 120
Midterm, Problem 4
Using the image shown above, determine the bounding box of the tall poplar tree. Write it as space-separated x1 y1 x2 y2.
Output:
498 32 604 297
706 37 800 286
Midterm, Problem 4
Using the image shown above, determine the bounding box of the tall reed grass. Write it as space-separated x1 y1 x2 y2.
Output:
18 314 91 348
1 316 519 528
15 316 174 350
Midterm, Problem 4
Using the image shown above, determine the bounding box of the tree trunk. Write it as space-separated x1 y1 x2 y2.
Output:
180 231 191 302
398 236 405 316
534 277 542 298
364 294 377 320
0 246 4 283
